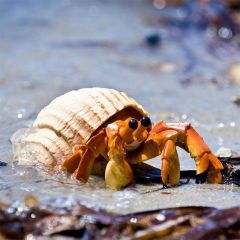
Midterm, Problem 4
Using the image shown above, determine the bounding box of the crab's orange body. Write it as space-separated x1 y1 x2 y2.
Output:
13 88 223 190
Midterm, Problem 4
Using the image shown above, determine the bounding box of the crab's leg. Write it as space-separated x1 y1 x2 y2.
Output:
167 122 223 183
126 138 160 164
74 130 107 182
127 126 178 165
148 129 180 186
61 145 87 173
62 151 81 173
161 140 180 186
127 121 223 185
127 127 180 185
184 126 223 183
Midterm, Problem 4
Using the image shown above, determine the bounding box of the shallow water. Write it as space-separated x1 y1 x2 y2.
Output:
0 0 240 213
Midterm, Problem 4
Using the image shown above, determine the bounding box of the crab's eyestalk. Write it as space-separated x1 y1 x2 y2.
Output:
118 118 137 142
133 116 151 141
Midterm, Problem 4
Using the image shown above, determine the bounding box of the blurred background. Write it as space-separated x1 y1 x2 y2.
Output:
0 0 240 211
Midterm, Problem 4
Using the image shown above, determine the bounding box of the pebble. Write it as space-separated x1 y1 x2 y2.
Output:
0 161 7 167
144 33 161 47
216 147 232 158
218 27 233 40
228 63 240 85
24 193 39 208
233 97 240 107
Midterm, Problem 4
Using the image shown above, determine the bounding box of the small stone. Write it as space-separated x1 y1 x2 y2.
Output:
24 193 39 208
145 33 161 47
216 147 232 158
233 97 240 107
228 63 240 85
0 161 7 167
218 27 233 40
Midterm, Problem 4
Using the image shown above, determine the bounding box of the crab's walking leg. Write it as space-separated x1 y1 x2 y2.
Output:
127 121 223 186
62 130 107 182
161 140 180 186
62 151 81 173
151 129 180 186
127 127 180 186
185 126 223 183
168 122 223 183
62 145 87 173
74 130 107 182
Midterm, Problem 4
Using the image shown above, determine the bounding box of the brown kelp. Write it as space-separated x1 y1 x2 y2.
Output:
0 202 239 239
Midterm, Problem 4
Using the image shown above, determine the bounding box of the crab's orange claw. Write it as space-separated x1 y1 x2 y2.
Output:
105 134 133 190
105 159 133 190
161 140 180 186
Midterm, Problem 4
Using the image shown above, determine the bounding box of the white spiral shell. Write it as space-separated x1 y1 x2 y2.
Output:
12 88 148 168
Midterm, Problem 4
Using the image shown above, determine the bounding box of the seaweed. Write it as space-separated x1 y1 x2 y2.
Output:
132 157 240 187
0 202 239 239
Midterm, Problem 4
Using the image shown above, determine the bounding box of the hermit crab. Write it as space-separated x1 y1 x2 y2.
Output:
12 88 223 190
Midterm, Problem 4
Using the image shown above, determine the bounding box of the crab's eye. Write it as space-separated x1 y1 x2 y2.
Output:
128 119 138 130
141 116 151 127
